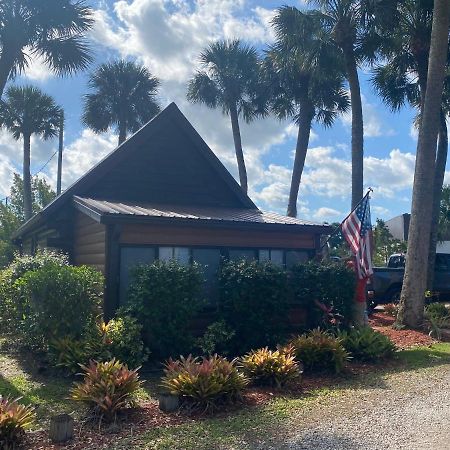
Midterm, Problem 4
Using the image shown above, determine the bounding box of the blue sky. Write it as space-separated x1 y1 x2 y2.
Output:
0 0 431 224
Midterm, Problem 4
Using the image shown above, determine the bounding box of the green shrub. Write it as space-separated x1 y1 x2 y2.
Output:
289 262 355 329
8 250 68 281
161 355 248 412
0 396 35 449
290 329 350 374
18 264 103 348
121 260 203 359
425 303 449 320
239 347 301 388
196 320 235 356
218 260 289 353
70 359 142 422
49 337 88 373
338 327 396 362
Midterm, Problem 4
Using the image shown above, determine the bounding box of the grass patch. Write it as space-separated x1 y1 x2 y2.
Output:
396 343 450 369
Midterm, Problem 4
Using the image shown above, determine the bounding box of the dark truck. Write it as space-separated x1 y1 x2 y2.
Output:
368 253 450 307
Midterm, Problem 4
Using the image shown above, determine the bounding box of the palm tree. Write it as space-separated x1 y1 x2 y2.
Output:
372 0 450 290
82 60 161 146
268 7 349 217
187 40 266 193
397 0 450 328
0 0 93 98
0 86 61 220
309 0 394 209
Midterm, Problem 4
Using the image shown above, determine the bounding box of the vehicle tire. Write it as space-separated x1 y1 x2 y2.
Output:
385 286 401 303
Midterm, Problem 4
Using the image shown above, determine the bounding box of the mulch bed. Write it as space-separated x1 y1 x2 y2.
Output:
369 311 436 349
24 312 437 449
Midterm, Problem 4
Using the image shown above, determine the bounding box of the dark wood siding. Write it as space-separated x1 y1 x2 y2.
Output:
85 123 247 208
73 211 106 274
120 223 316 249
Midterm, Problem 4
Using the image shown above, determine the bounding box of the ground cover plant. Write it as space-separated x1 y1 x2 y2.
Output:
290 329 350 374
161 355 249 412
70 359 142 422
0 396 35 449
239 347 301 387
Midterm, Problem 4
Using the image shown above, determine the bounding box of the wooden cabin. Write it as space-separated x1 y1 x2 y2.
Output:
13 103 330 317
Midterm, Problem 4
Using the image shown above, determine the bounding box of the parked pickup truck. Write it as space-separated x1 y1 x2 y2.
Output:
368 253 450 307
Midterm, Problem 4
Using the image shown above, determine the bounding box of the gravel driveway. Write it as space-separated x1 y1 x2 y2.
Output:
286 364 450 450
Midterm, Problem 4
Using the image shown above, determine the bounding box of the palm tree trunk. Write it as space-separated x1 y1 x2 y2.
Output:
23 133 33 221
229 104 248 193
287 101 314 218
427 110 448 290
397 0 450 328
342 46 364 210
118 120 127 145
0 48 14 98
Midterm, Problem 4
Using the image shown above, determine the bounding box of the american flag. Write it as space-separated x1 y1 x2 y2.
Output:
341 194 373 280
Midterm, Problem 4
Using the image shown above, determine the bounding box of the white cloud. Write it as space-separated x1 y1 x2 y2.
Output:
313 207 342 221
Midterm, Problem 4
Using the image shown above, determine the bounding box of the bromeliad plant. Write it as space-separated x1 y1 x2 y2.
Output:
239 346 302 388
337 327 396 362
0 396 35 449
161 354 249 412
290 329 350 374
70 359 142 422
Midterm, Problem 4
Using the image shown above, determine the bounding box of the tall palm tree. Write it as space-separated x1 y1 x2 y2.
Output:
0 86 61 220
0 0 93 98
397 0 450 328
309 0 394 209
82 60 161 146
187 40 266 193
268 7 349 217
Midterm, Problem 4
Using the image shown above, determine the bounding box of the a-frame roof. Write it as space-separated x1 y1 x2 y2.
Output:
14 102 258 237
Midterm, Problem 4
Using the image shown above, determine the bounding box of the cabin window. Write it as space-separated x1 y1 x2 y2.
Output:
192 248 221 304
286 250 309 268
119 246 156 304
159 246 190 265
228 249 257 261
258 249 284 266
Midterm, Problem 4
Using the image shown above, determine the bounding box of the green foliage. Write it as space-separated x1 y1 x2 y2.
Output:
18 264 103 348
161 355 248 412
373 219 407 266
218 260 289 353
70 359 142 422
239 347 301 388
425 303 449 320
121 260 203 359
338 327 396 362
290 329 350 374
0 203 20 269
49 337 88 373
0 396 35 449
424 303 450 340
196 320 235 356
8 250 68 281
289 262 355 329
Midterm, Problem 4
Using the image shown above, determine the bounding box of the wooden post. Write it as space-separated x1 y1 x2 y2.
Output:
56 112 64 196
158 393 180 412
49 414 74 443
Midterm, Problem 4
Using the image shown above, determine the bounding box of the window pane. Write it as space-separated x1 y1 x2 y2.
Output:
192 248 221 304
270 250 284 266
259 249 270 262
174 247 190 266
119 247 156 304
159 247 173 261
229 249 256 261
286 250 309 268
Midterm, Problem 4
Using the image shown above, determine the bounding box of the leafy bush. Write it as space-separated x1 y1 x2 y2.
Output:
289 262 355 329
161 355 248 412
239 347 301 388
338 327 396 361
49 337 88 373
0 396 35 449
425 303 449 320
70 359 142 422
8 250 68 281
18 264 103 348
218 260 289 353
196 320 235 356
290 329 350 374
424 303 450 340
121 260 203 359
384 303 398 317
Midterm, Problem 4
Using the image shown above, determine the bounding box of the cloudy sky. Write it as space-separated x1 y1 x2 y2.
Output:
0 0 438 223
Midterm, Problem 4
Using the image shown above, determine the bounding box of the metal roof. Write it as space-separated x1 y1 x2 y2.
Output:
74 196 329 228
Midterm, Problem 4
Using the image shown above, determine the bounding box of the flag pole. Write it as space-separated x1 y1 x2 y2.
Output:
320 188 373 251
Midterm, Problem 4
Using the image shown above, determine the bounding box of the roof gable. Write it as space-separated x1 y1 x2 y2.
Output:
14 103 256 237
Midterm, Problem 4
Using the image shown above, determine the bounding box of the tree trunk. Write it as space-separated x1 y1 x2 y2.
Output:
23 133 33 221
287 101 314 218
229 104 248 193
427 110 448 290
118 120 127 145
397 0 450 329
0 48 14 99
342 46 364 210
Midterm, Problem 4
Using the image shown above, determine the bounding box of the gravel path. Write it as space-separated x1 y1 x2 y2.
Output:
287 364 450 450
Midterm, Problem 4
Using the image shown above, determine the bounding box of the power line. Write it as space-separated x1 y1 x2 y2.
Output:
32 149 58 176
